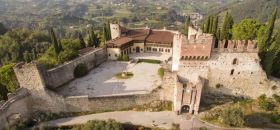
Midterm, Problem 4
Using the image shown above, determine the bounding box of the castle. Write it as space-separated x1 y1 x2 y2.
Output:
0 24 279 129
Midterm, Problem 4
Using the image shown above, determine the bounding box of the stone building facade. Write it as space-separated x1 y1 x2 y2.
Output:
106 24 174 60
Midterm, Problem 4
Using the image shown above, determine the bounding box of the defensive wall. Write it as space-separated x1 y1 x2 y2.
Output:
41 47 107 89
0 47 169 129
178 52 280 98
0 88 31 130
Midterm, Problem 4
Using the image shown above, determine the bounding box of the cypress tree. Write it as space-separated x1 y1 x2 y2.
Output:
209 16 213 33
212 16 219 35
58 39 63 52
106 21 112 40
93 32 101 47
50 28 61 55
260 9 279 75
184 16 191 35
260 9 278 51
23 51 31 62
205 16 211 33
31 48 37 60
201 22 205 33
79 33 86 48
217 28 221 40
103 23 108 42
221 12 234 40
87 27 94 47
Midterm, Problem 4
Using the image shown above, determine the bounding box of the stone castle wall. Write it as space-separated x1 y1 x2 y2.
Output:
12 47 162 114
178 52 279 98
64 93 160 112
13 63 66 113
41 47 107 89
0 88 31 130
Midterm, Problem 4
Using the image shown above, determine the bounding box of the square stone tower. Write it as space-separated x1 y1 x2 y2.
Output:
110 23 121 39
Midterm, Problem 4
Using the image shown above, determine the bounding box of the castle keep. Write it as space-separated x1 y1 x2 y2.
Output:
0 24 279 129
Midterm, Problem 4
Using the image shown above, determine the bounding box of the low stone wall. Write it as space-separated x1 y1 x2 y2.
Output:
42 47 107 89
63 93 160 112
0 88 31 130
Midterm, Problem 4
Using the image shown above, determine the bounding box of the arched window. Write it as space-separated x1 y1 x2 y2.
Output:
230 69 235 75
224 41 228 48
233 58 238 65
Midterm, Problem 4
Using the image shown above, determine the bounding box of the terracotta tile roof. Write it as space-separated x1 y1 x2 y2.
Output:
106 28 174 47
106 37 133 47
127 29 150 41
146 30 174 44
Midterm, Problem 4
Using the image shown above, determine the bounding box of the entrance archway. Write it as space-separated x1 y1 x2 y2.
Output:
136 47 140 53
181 105 190 113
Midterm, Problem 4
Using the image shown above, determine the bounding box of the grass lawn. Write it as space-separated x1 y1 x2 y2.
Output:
115 72 134 79
137 59 161 64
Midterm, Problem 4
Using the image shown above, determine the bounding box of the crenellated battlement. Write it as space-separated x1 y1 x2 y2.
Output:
213 40 258 53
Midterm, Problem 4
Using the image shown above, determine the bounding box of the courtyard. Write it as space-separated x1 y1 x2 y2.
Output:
57 61 162 97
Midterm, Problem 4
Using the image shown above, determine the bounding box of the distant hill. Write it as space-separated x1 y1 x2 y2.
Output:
210 0 280 23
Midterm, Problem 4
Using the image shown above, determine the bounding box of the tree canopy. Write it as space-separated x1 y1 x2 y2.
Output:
220 12 234 40
0 23 7 35
232 19 262 40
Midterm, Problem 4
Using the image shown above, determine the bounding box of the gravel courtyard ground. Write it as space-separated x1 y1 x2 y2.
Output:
57 61 162 97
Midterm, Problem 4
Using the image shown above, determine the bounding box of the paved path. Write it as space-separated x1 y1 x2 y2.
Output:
41 111 274 130
42 111 181 129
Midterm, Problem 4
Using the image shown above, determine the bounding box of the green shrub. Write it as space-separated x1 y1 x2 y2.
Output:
221 108 245 127
0 83 8 101
203 108 222 121
117 55 129 61
0 63 19 92
258 94 275 111
122 55 129 61
137 59 161 64
271 112 280 124
158 68 164 79
72 119 123 130
58 49 79 63
273 94 280 103
238 99 253 106
74 64 88 78
115 72 134 79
